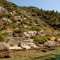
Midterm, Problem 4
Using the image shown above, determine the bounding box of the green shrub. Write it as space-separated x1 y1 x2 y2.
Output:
30 26 41 31
0 33 8 41
13 28 23 37
9 43 15 47
34 36 47 44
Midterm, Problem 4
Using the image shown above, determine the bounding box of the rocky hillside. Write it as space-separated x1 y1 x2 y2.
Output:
0 0 60 48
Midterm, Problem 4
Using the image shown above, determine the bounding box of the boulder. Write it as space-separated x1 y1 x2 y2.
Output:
44 41 56 50
44 41 56 47
57 38 60 43
50 36 56 41
29 43 39 49
20 42 31 50
0 42 10 58
0 6 8 14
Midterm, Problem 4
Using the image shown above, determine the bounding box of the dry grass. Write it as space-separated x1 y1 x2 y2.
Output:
0 47 60 60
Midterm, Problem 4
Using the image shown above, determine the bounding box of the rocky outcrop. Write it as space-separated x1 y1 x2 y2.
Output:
20 42 31 50
0 42 9 58
0 6 8 14
4 37 39 50
1 36 60 52
23 31 37 37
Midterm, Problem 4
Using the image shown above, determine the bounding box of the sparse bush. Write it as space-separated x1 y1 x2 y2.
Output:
34 36 47 44
13 28 23 37
9 43 15 47
0 33 8 41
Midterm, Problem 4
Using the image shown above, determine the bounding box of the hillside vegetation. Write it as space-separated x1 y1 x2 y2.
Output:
0 0 60 46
